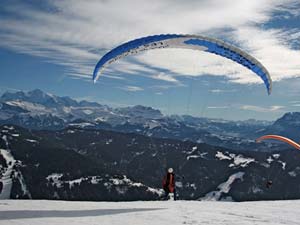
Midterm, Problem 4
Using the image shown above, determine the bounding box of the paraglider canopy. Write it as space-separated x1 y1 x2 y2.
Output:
256 135 300 150
93 34 272 95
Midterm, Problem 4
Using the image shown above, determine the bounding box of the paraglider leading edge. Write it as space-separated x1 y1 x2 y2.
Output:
93 34 272 95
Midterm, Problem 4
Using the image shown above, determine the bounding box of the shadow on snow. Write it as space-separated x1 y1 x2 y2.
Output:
0 208 165 220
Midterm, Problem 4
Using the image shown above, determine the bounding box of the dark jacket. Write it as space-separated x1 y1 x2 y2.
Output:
162 172 175 193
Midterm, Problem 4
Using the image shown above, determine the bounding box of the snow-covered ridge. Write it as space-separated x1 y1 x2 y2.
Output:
106 176 163 196
0 89 275 146
6 100 51 114
46 173 163 197
46 173 104 190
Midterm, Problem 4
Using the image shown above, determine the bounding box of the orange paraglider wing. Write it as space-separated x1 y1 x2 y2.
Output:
256 135 300 150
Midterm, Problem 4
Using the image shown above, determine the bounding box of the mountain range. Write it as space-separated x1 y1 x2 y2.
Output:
1 89 300 201
0 89 299 151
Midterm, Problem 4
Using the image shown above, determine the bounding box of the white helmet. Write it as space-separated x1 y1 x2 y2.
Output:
168 168 173 173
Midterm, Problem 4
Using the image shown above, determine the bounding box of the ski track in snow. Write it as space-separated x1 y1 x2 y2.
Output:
0 200 299 225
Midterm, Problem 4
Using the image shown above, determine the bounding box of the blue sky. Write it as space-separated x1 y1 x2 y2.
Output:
0 0 300 121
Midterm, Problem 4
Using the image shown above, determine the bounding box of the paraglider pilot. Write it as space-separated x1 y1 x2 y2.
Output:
266 180 273 189
163 168 176 200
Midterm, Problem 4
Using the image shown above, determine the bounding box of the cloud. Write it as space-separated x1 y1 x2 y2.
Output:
289 100 300 104
150 83 187 90
240 105 285 112
231 26 300 83
209 89 236 93
207 106 229 109
1 0 300 85
0 86 22 94
151 72 180 83
119 86 144 92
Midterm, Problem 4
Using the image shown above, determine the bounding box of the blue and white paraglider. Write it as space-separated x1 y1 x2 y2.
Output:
93 34 272 95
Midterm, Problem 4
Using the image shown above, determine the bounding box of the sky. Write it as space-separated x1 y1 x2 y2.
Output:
0 0 300 121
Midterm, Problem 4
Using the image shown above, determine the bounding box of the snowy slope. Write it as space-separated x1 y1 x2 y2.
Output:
0 149 15 199
200 172 245 201
0 200 300 225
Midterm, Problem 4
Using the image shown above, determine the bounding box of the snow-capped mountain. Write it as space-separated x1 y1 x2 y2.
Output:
258 112 300 141
0 89 295 151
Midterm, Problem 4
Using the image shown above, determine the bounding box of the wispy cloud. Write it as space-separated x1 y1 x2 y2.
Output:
209 89 236 93
0 0 300 86
207 106 229 109
0 86 22 94
150 83 187 91
240 105 285 112
119 86 144 92
289 100 300 107
231 26 300 83
151 72 180 84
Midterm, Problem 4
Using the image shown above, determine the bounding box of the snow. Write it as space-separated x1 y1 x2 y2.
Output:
267 156 273 164
3 126 14 130
107 176 163 196
62 106 71 113
13 169 32 199
216 151 255 168
200 172 245 201
278 160 286 170
46 173 64 188
252 186 263 194
6 100 50 114
95 117 106 122
0 149 16 199
187 155 201 160
68 122 94 128
186 152 208 160
25 139 38 143
146 120 160 129
91 176 101 184
288 171 297 177
106 139 113 145
69 178 83 188
1 199 300 225
46 174 84 189
46 174 101 190
83 109 93 115
1 135 9 149
229 155 255 168
215 151 231 161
